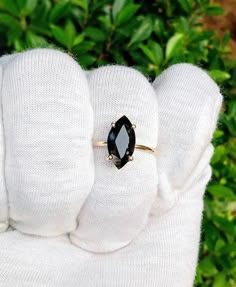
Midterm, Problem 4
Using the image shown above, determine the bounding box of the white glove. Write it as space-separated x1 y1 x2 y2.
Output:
0 48 222 287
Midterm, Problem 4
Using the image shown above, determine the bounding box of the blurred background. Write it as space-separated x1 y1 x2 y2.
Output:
0 0 235 286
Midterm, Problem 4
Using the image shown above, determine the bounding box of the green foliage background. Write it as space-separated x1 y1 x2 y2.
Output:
0 0 235 286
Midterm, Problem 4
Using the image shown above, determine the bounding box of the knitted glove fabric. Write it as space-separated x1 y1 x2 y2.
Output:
0 49 94 236
0 48 222 287
0 54 16 233
0 64 7 232
70 65 159 252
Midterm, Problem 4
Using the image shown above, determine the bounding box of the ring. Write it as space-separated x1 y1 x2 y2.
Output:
93 115 158 169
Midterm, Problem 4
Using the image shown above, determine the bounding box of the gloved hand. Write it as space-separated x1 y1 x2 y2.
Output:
0 48 222 287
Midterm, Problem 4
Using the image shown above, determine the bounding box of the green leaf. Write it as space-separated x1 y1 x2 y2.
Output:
213 129 224 139
208 70 231 83
173 17 190 34
112 0 127 20
50 24 67 47
78 54 96 67
213 216 235 235
228 101 236 118
14 38 25 51
150 42 163 65
111 49 126 64
72 41 94 54
25 0 39 14
65 20 77 49
26 30 48 48
205 4 224 16
0 13 22 44
207 185 236 200
219 243 236 254
165 33 184 61
140 41 163 66
73 33 84 46
211 145 226 164
128 17 153 47
115 3 140 26
72 0 88 11
2 0 19 15
153 17 164 37
213 273 227 287
85 27 106 42
198 257 218 277
139 44 156 64
178 0 192 13
204 221 219 251
222 31 230 48
49 0 70 23
31 0 51 22
98 15 112 29
214 238 225 253
51 20 77 49
116 18 138 37
16 0 26 11
16 0 38 16
0 13 21 30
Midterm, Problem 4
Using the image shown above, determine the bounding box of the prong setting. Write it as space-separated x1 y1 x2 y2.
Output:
107 154 113 160
111 122 116 128
128 155 134 161
132 124 136 129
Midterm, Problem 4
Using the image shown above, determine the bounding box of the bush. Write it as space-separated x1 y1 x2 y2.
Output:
0 0 235 286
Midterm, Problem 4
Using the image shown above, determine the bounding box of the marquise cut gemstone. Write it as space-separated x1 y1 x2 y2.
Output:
107 115 136 169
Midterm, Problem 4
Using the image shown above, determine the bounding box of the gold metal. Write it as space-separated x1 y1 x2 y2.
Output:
106 154 113 160
93 140 158 156
128 155 134 161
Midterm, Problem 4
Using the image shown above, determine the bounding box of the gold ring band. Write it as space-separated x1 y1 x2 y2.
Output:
93 140 159 156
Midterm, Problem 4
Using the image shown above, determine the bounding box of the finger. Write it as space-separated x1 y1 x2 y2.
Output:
149 64 223 285
0 64 8 232
0 53 19 233
152 63 222 190
70 66 158 253
2 48 94 236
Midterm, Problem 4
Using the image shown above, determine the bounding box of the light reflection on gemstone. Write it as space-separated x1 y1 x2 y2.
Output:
115 125 129 158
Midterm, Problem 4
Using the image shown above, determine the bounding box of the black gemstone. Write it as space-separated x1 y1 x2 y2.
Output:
107 115 136 169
